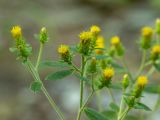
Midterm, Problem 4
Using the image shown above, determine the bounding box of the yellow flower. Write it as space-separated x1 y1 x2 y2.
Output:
95 36 105 54
79 31 92 43
103 67 114 79
137 76 148 87
151 45 160 54
58 44 69 54
111 36 120 46
141 26 153 37
11 26 22 39
90 25 101 34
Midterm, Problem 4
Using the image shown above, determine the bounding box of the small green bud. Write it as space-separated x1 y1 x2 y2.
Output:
156 19 160 35
40 27 48 44
122 74 129 90
87 57 97 73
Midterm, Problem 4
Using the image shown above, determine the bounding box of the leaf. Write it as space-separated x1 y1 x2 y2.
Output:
145 84 160 94
95 55 110 60
40 60 71 68
45 69 74 80
109 83 122 89
74 73 89 82
134 102 152 111
154 59 160 71
30 81 42 93
84 108 108 120
111 62 126 73
9 47 17 52
102 110 117 120
109 102 119 112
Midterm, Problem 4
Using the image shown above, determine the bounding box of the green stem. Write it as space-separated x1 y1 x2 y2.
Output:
121 57 133 81
41 85 65 120
77 91 94 120
35 43 44 70
136 50 146 77
107 88 116 103
118 107 131 120
96 91 102 112
71 63 81 74
80 55 85 108
118 90 125 119
26 60 65 120
146 66 155 77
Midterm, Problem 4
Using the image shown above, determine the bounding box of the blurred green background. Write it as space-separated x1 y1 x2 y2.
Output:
0 0 160 120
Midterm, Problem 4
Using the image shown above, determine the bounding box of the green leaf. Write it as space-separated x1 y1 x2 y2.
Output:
111 62 126 73
30 81 42 93
40 60 71 68
84 108 108 120
154 59 160 71
145 84 160 94
109 83 122 89
45 69 74 80
74 73 89 82
109 102 119 112
102 110 117 120
95 55 110 60
134 102 152 111
9 47 17 52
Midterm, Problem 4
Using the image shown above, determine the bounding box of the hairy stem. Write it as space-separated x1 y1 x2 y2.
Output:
35 43 44 70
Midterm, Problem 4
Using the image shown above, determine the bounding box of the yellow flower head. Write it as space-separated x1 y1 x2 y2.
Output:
79 31 92 43
141 26 153 37
137 76 148 87
111 36 120 46
95 36 105 49
151 45 160 54
11 26 22 39
103 67 114 79
58 44 69 54
90 25 101 34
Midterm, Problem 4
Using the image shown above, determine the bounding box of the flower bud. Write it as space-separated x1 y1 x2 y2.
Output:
140 26 153 49
11 26 22 40
122 74 129 90
133 75 148 98
95 36 105 54
11 26 32 61
58 44 71 64
151 45 160 61
40 27 48 44
90 25 101 36
87 57 97 73
79 31 92 55
100 67 114 87
156 19 160 35
110 36 124 56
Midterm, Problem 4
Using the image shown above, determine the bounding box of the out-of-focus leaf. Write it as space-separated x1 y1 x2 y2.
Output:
74 73 89 82
45 69 74 80
111 62 126 73
109 83 122 89
9 47 17 52
30 81 42 93
95 55 110 60
134 102 152 111
84 108 108 120
102 110 117 120
109 102 119 112
154 60 160 71
145 84 160 94
40 60 71 68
